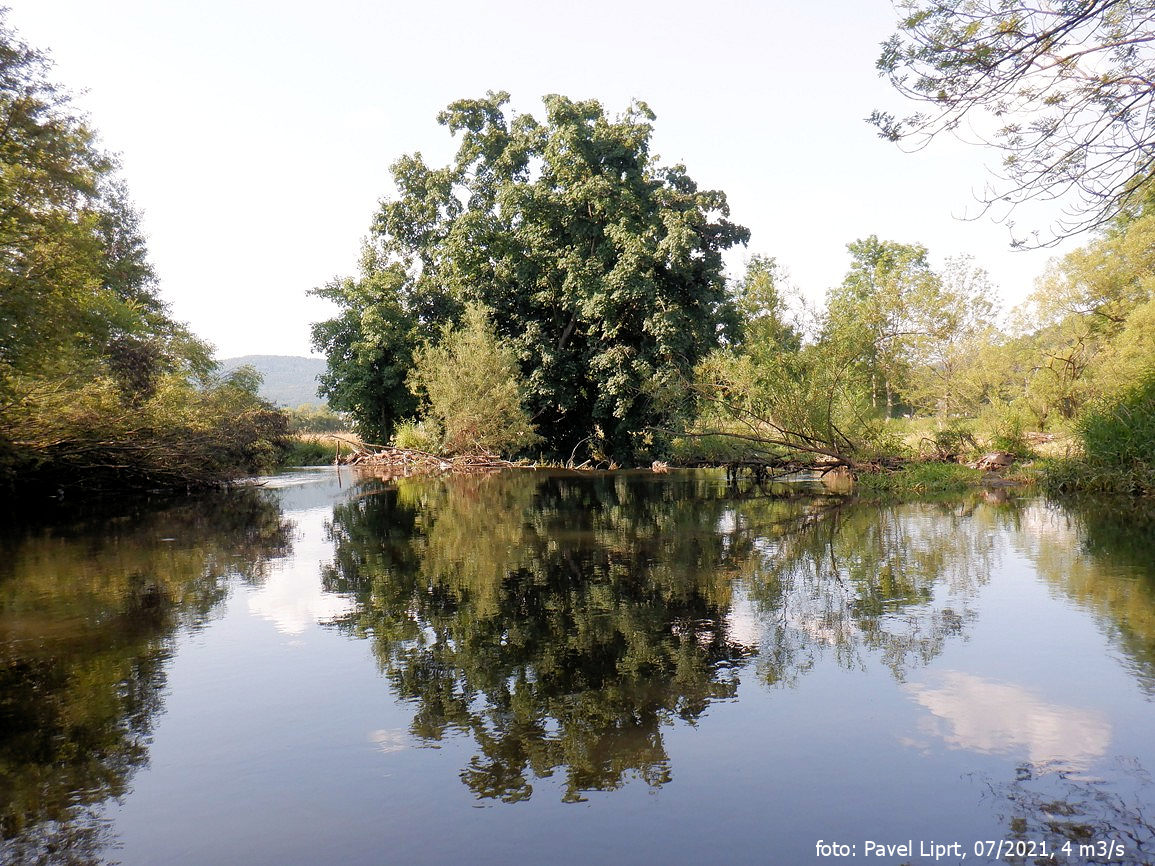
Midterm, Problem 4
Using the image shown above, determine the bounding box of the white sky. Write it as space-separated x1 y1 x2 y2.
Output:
9 0 1083 359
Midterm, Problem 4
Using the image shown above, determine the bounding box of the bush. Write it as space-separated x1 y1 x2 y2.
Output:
1039 458 1155 496
977 403 1034 456
0 368 291 495
408 304 542 456
392 420 442 453
1079 375 1155 468
286 403 348 433
1039 374 1155 495
281 437 340 466
922 423 978 461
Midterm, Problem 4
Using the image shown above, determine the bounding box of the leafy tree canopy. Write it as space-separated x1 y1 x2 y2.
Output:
0 13 288 492
314 91 749 458
873 0 1155 243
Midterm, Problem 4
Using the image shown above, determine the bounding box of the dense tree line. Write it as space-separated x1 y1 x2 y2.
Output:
0 15 289 496
311 90 1153 489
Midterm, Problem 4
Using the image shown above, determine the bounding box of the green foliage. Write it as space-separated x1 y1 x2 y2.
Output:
310 257 418 441
392 419 442 453
922 423 978 462
1079 374 1155 474
285 403 348 433
313 92 749 460
875 0 1155 241
1004 209 1155 429
821 238 996 420
686 242 974 467
857 462 984 496
985 407 1033 458
2 369 291 495
408 304 541 455
732 255 801 352
1039 373 1155 495
0 14 286 495
280 436 340 466
1092 295 1155 400
824 236 944 416
691 340 871 465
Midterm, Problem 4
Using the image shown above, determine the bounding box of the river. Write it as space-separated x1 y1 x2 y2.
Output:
1 469 1153 864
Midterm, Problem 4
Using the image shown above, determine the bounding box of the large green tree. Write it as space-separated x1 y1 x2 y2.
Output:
824 236 949 416
314 92 749 458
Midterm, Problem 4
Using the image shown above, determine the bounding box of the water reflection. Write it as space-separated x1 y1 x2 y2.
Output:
2 471 1155 863
322 472 772 802
906 672 1111 770
322 473 1006 802
984 759 1155 865
742 500 998 685
1023 499 1155 694
0 490 292 864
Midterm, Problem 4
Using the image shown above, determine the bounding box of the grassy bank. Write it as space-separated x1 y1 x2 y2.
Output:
1039 459 1155 497
279 433 361 467
855 462 992 495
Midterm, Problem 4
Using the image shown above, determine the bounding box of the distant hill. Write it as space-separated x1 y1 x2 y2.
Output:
219 355 327 407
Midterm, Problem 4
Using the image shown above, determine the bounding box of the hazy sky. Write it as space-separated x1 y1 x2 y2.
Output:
9 0 1082 359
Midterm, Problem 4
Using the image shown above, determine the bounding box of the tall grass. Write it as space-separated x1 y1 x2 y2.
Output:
1041 373 1155 495
857 462 984 495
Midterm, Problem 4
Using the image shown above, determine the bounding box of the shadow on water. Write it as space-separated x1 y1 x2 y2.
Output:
0 488 292 865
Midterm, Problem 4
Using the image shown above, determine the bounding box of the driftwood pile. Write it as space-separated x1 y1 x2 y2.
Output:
337 445 519 476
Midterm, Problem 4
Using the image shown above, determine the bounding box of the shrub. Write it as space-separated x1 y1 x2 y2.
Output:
1040 373 1155 495
286 403 349 433
1078 374 1155 472
1 368 291 495
922 423 978 461
281 437 340 466
392 420 442 453
978 403 1034 456
408 304 542 456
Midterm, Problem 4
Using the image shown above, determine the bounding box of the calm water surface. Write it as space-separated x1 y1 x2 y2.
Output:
2 469 1154 865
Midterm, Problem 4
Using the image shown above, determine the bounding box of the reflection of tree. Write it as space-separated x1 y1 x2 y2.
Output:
1019 500 1155 694
745 500 998 685
0 490 291 864
982 760 1155 866
325 472 996 802
323 472 824 802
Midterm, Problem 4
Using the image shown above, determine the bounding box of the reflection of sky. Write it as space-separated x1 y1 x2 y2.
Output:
247 504 353 636
725 591 763 648
906 671 1111 770
368 729 409 754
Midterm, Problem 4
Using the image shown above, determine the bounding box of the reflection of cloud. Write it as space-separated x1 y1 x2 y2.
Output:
725 593 763 648
368 729 409 754
906 672 1111 770
248 506 353 635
